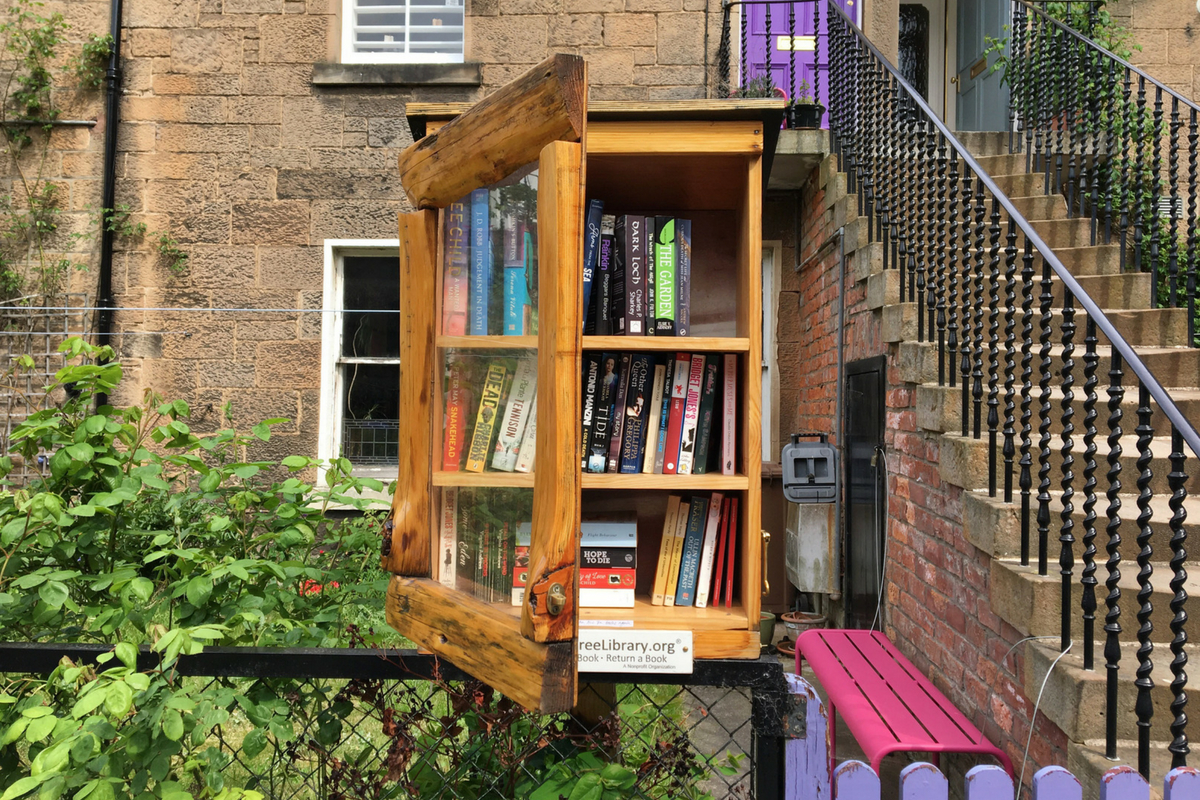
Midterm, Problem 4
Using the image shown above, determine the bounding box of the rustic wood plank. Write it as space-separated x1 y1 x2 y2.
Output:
784 674 830 800
384 209 438 575
437 334 538 349
833 761 881 800
964 766 1013 800
690 629 759 659
385 576 575 712
581 473 751 490
588 121 765 155
396 54 586 209
432 471 536 488
1032 766 1081 800
740 153 764 628
1099 766 1148 800
582 335 751 353
899 763 947 800
522 140 583 644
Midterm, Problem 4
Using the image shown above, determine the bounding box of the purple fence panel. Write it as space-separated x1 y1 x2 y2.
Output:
833 760 881 800
784 674 831 799
1166 767 1200 799
1099 766 1148 800
1033 766 1082 800
900 762 948 800
965 764 1014 799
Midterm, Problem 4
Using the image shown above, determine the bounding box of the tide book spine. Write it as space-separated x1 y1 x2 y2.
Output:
652 357 675 474
442 359 469 471
721 353 737 476
442 198 469 336
469 188 491 335
618 353 652 474
580 354 601 469
694 491 724 608
465 362 507 473
674 495 709 607
693 360 720 474
724 496 739 608
492 358 538 471
651 495 682 605
606 353 632 473
456 492 476 595
653 216 676 336
514 402 537 473
503 212 527 335
676 218 692 337
676 354 706 475
624 215 646 335
662 353 691 474
641 361 667 474
586 352 620 473
711 495 729 607
594 215 615 336
438 488 458 588
612 216 627 335
582 199 604 334
644 221 657 337
662 494 691 607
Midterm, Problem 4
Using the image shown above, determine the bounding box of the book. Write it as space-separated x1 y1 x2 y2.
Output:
677 354 706 475
694 491 724 608
676 219 692 337
612 216 628 335
645 220 656 337
503 212 529 335
581 354 601 470
606 353 632 473
652 357 675 474
594 215 615 336
438 488 457 588
476 520 490 601
580 517 638 547
662 353 690 474
663 494 690 607
641 361 667 474
579 588 635 608
653 217 676 336
623 215 647 335
442 359 470 471
442 197 469 335
711 495 729 607
587 353 621 473
523 227 536 335
492 358 537 471
469 188 491 335
580 569 636 589
674 495 709 607
618 353 653 473
456 492 476 595
651 495 682 606
465 362 507 472
514 402 537 473
724 496 738 608
582 199 604 334
581 547 637 569
721 354 737 475
693 360 720 474
498 522 513 604
512 523 530 606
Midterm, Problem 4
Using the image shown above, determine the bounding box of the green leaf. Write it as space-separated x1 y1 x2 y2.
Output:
25 714 56 742
104 682 132 717
65 443 95 462
71 689 107 719
83 416 106 434
281 456 308 469
241 728 266 759
67 505 96 518
162 709 184 741
233 465 259 480
125 673 150 693
251 422 270 441
114 643 137 669
38 582 68 610
567 774 603 800
1 776 45 800
198 471 220 493
128 578 153 604
185 575 213 608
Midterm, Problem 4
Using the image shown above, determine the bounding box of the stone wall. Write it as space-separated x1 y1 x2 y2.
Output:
1113 0 1200 99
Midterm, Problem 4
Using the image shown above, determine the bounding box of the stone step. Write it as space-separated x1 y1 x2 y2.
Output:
1054 244 1124 277
972 153 1026 176
959 131 1011 158
1069 740 1171 800
1009 193 1070 222
853 241 884 282
994 171 1049 198
1030 218 1103 250
868 269 1152 313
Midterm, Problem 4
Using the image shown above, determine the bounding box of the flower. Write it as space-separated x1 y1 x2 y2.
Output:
299 579 339 596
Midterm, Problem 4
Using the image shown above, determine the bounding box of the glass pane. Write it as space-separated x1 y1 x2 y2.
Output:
436 487 532 606
439 350 537 475
442 163 539 337
343 256 400 358
341 363 399 466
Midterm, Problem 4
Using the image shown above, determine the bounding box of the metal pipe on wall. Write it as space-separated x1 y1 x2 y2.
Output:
96 0 123 408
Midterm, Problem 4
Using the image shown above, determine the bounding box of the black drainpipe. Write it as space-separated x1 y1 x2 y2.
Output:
95 0 123 408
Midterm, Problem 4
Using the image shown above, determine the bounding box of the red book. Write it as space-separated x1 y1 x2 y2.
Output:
580 568 636 589
442 360 469 470
662 353 690 474
724 496 738 609
711 496 730 607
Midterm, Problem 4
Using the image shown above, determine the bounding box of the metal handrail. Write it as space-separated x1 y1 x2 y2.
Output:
825 0 1200 461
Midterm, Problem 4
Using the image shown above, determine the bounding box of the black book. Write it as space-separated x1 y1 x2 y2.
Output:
692 360 720 474
581 354 601 469
623 215 647 336
594 215 616 336
607 353 632 473
587 352 621 472
455 491 477 596
676 218 692 337
645 221 656 337
612 217 628 335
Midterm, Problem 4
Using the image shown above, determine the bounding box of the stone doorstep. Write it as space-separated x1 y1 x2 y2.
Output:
868 269 1153 313
1069 739 1171 800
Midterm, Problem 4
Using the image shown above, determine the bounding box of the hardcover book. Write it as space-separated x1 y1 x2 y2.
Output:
606 353 633 473
438 488 457 588
651 495 682 606
674 495 710 607
677 354 706 475
469 188 491 335
477 521 490 601
579 517 638 547
694 491 724 608
594 215 615 336
693 360 720 474
618 353 653 474
442 197 470 336
465 362 507 473
641 361 667 474
662 353 691 474
721 354 737 475
587 353 621 473
581 354 601 469
612 216 628 335
442 359 470 471
624 215 646 335
711 496 728 607
514 403 537 473
653 216 676 336
492 358 537 472
580 569 636 589
676 218 692 337
582 199 604 334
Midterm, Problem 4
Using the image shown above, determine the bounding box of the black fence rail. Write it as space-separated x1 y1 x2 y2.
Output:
0 643 792 800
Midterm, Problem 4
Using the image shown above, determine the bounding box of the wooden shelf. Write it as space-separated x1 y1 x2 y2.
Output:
581 472 750 490
438 335 538 350
580 596 750 631
582 336 750 353
433 471 534 488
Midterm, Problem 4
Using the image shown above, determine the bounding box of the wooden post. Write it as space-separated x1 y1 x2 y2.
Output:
833 760 880 800
783 674 830 799
1099 766 1148 800
1165 767 1200 799
1032 766 1082 800
899 763 948 800
964 765 1014 799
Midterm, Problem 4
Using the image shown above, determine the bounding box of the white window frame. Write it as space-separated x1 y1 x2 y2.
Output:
762 239 783 463
341 0 465 64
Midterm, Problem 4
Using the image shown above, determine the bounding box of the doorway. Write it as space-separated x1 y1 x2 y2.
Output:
954 0 1010 130
843 356 885 630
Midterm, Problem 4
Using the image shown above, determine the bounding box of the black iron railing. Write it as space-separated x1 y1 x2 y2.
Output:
825 0 1200 779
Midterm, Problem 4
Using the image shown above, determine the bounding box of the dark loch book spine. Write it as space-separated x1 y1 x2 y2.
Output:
624 215 646 336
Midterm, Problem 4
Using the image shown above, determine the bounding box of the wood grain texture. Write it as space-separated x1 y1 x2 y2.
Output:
581 473 750 490
522 140 584 644
384 210 438 575
437 335 538 350
582 336 750 352
580 596 749 630
433 471 535 488
785 675 831 800
588 121 765 155
385 576 575 712
691 629 760 659
396 55 585 209
740 154 764 628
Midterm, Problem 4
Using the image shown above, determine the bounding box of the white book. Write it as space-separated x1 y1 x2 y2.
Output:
694 491 724 608
514 400 537 473
580 588 636 608
641 363 667 474
438 488 458 588
580 517 638 547
676 355 706 475
492 358 538 471
651 495 682 605
721 353 737 476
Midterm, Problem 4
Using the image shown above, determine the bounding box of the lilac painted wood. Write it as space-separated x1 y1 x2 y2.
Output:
833 760 880 800
965 765 1014 799
784 674 831 799
1099 766 1148 800
1166 768 1200 799
900 762 948 800
1033 766 1083 800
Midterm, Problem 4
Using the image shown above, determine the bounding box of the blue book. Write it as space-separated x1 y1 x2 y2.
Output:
469 189 491 335
503 212 529 335
618 354 653 473
674 496 709 606
581 199 604 333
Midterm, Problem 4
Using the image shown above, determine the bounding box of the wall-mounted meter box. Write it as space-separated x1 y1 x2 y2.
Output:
782 433 838 504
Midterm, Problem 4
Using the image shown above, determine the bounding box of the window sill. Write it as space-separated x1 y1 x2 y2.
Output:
312 62 482 87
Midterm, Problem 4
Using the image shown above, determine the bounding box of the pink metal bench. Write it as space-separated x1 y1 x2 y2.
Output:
796 629 1015 782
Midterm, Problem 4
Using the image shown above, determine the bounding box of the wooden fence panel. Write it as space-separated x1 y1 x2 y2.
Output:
1166 768 1200 799
965 765 1014 799
1033 766 1082 800
900 762 948 800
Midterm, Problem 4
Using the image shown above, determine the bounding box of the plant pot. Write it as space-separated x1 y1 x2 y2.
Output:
759 612 776 646
788 103 824 129
780 610 826 639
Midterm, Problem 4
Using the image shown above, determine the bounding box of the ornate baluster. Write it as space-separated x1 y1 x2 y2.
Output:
988 195 1002 495
1167 425 1189 768
1082 317 1099 670
1088 39 1102 245
935 133 948 383
788 2 796 118
1003 217 1018 502
1102 58 1117 245
1020 238 1035 566
916 119 929 341
947 144 960 391
1119 67 1134 272
1169 96 1181 307
962 171 976 438
814 0 821 118
1038 258 1054 575
1134 383 1154 780
739 3 748 96
1150 86 1164 305
1104 352 1124 760
1133 75 1147 275
973 178 986 440
1060 290 1076 651
1188 108 1198 343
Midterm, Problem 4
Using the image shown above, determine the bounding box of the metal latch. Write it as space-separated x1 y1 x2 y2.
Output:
546 583 566 615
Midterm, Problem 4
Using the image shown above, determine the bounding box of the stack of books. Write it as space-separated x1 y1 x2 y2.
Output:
443 355 538 474
582 352 737 476
582 200 693 337
652 493 739 609
437 488 532 604
578 517 637 608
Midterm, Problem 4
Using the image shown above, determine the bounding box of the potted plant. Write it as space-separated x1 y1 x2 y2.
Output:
788 79 824 129
730 71 787 99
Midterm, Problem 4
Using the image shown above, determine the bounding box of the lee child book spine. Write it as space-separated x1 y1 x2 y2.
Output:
442 198 469 335
606 353 632 473
581 199 604 334
663 494 690 607
503 213 528 335
466 363 507 472
651 495 681 606
724 496 739 608
694 491 724 608
624 215 646 335
594 215 615 336
581 354 601 469
653 357 677 474
618 353 652 473
721 354 737 476
514 403 537 473
676 354 706 475
653 216 676 336
676 218 692 337
611 216 628 335
586 353 620 473
442 359 469 471
492 358 537 471
674 495 709 607
438 488 458 588
469 188 491 335
693 360 720 474
662 353 691 474
641 361 667 474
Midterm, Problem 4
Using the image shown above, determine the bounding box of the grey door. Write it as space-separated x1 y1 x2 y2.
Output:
844 356 885 630
956 0 1010 130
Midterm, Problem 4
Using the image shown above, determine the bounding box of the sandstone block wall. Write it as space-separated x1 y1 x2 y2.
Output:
1112 0 1200 100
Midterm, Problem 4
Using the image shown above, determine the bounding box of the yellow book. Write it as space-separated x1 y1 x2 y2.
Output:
663 495 691 607
465 363 508 472
651 495 682 606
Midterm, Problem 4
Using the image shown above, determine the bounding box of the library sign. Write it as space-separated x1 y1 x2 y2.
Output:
577 629 694 674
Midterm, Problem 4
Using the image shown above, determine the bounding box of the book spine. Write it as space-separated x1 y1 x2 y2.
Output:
442 359 469 471
641 362 667 474
456 492 476 595
612 216 627 335
663 495 690 606
725 496 738 608
694 491 724 608
581 199 604 333
492 358 538 471
578 588 635 608
618 353 652 474
676 219 692 337
662 353 691 474
498 523 512 605
580 354 600 469
469 188 491 335
465 363 507 472
676 354 706 475
644 221 656 337
711 496 729 607
523 228 535 335
442 198 469 335
652 358 675 473
503 212 528 335
514 402 537 473
594 215 615 336
512 541 529 606
476 521 489 601
651 496 682 605
606 353 632 473
579 569 636 589
624 215 646 335
586 353 620 473
693 361 720 474
438 488 458 588
653 217 676 336
579 519 638 547
580 547 637 569
674 496 708 606
721 353 737 476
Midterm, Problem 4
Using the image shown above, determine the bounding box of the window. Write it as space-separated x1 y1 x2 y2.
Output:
319 241 402 486
341 0 465 64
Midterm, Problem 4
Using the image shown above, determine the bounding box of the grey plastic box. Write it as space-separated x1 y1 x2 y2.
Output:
781 434 838 504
